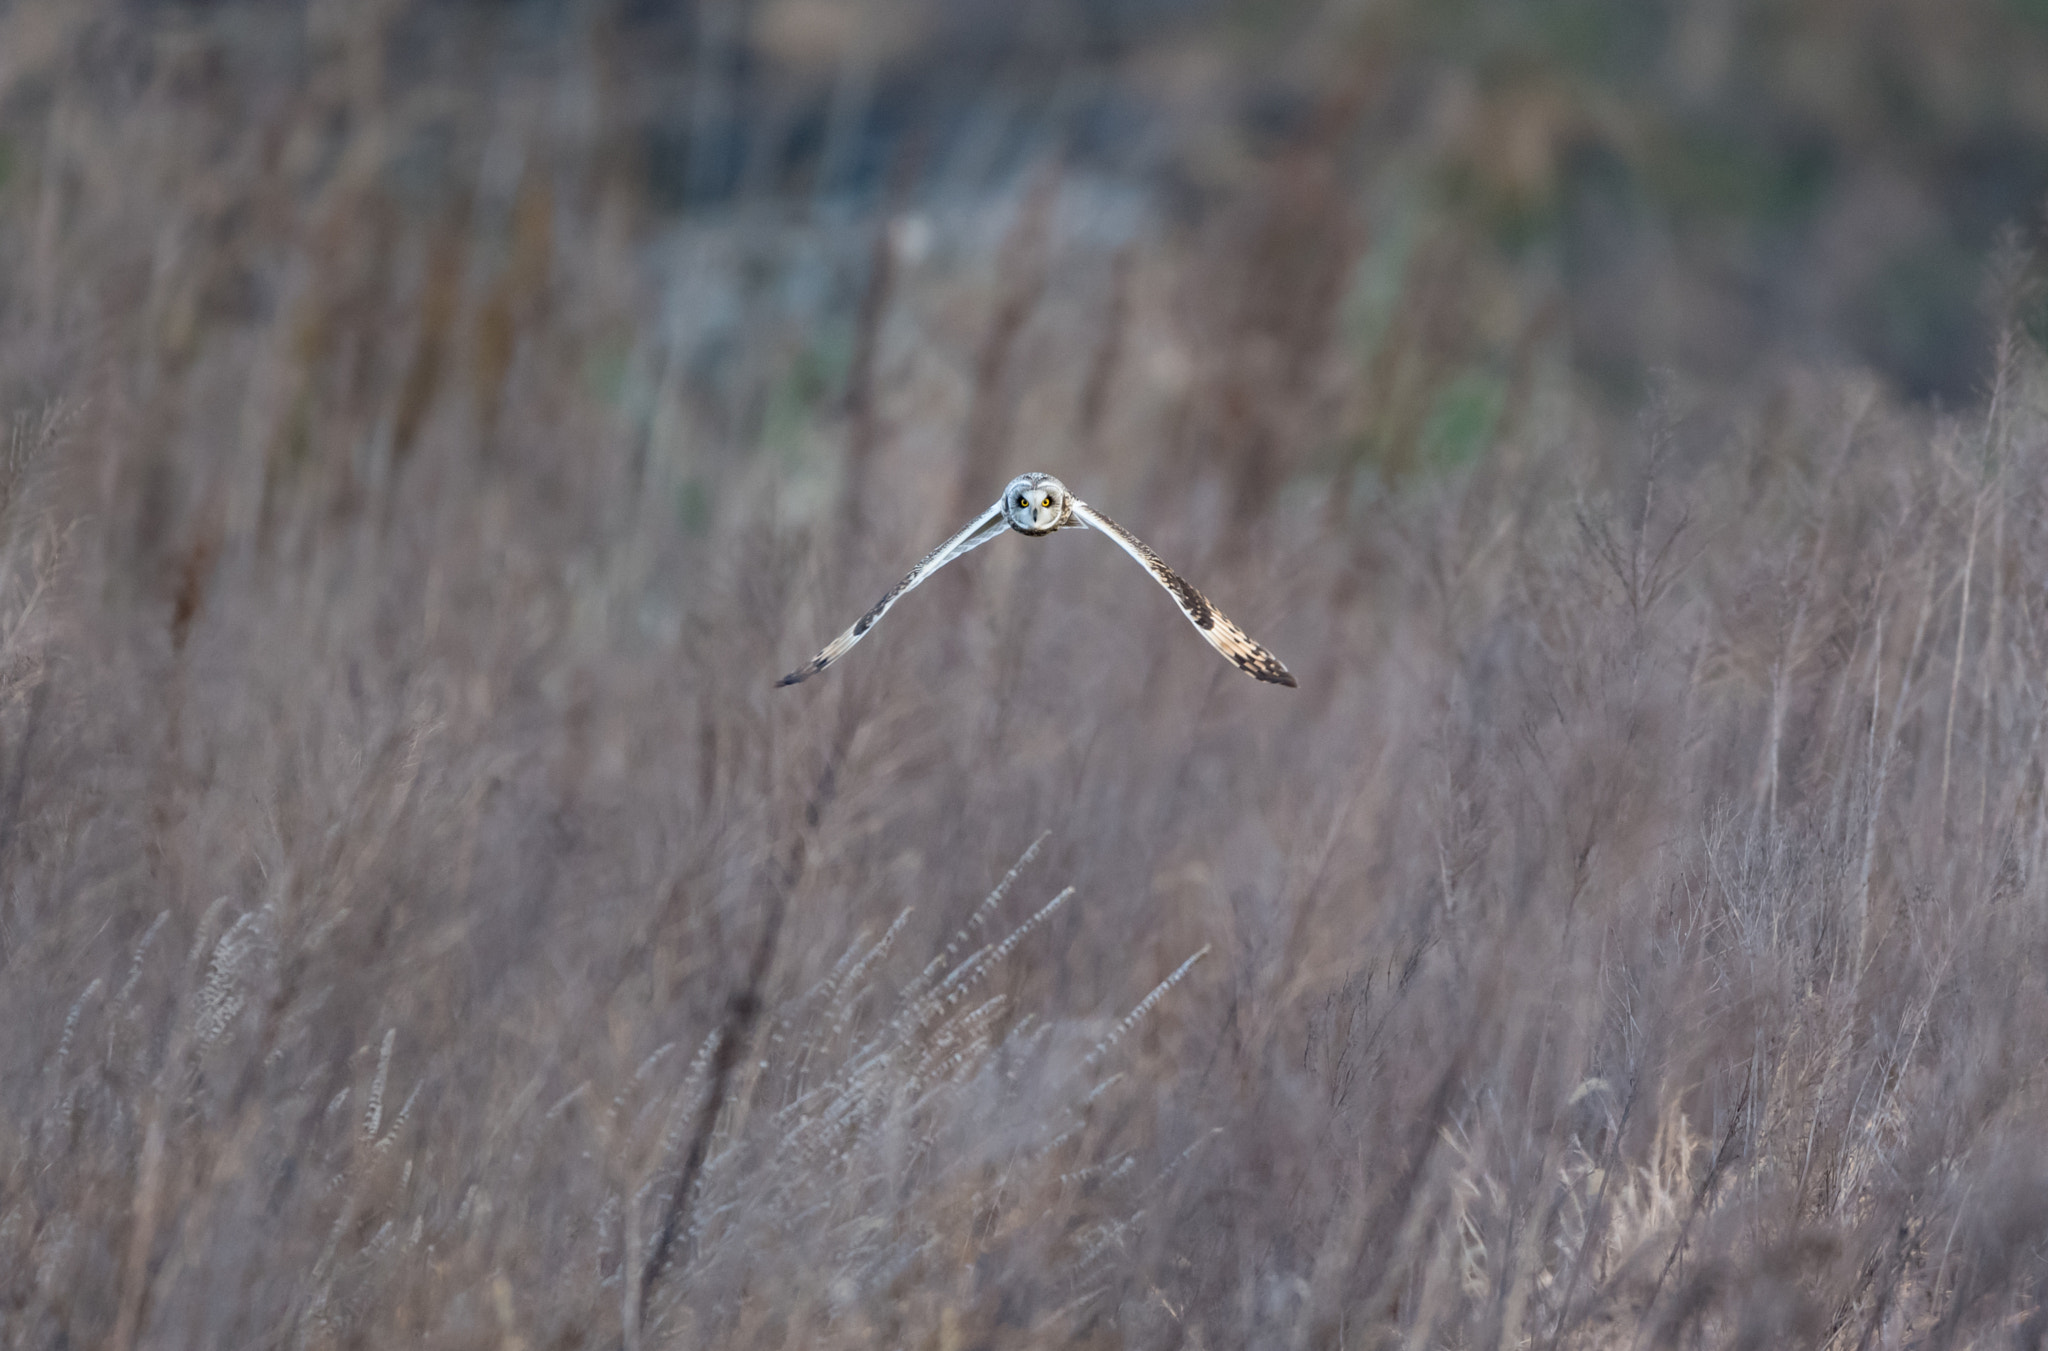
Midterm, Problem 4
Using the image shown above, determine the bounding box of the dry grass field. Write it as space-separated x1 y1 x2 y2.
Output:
5 2 2048 1347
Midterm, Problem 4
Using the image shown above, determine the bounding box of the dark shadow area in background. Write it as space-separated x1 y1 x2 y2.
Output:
332 0 2048 402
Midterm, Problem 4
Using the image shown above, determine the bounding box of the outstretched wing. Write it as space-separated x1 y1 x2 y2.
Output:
777 501 1010 686
1066 498 1297 687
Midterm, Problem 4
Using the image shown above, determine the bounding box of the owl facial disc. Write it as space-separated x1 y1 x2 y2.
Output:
1003 472 1070 534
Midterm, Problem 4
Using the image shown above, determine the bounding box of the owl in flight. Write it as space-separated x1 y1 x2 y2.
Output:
778 472 1296 688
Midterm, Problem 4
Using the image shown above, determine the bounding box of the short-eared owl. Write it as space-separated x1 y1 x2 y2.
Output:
777 472 1297 688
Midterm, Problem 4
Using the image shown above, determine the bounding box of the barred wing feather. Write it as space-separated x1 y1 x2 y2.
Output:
776 501 1009 686
1066 499 1296 687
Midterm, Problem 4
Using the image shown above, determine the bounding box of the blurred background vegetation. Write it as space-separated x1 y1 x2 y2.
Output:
7 0 2048 483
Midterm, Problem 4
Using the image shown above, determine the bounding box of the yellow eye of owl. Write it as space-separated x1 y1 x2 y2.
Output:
1041 496 1053 508
1018 495 1028 507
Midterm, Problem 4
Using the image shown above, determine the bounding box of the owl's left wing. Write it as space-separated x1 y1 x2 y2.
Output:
1066 498 1297 687
777 501 1010 686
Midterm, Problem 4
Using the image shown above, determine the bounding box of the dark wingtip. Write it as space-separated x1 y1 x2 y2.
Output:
1238 654 1297 687
775 670 805 688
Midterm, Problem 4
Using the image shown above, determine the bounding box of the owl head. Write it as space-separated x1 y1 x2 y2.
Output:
1003 472 1070 534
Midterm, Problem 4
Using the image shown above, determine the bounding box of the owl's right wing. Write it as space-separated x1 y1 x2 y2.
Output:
777 501 1010 686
